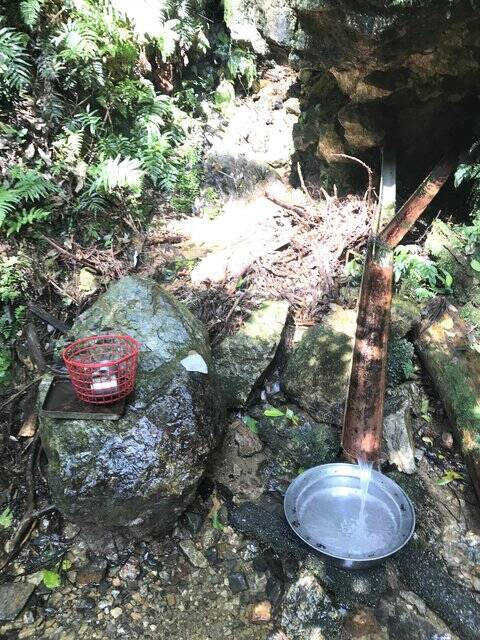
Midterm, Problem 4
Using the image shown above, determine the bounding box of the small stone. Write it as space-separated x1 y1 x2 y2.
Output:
166 594 176 607
234 421 263 457
22 610 34 624
179 540 208 568
0 582 35 621
76 558 108 586
111 577 122 587
76 597 96 612
414 448 425 462
205 547 219 565
110 607 122 619
441 432 454 449
249 600 272 623
228 571 248 594
63 523 81 540
180 511 203 536
266 576 283 605
283 97 300 116
118 560 140 581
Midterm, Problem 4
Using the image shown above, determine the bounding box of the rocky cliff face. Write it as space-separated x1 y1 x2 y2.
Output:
227 0 480 177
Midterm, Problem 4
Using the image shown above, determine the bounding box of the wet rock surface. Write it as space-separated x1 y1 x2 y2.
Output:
39 276 225 536
213 301 290 408
0 582 35 621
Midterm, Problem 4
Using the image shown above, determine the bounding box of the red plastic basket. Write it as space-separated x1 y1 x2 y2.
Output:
62 334 140 405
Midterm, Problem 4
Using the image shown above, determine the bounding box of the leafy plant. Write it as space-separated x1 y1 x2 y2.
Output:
211 509 224 531
215 79 235 113
264 407 285 418
394 245 453 299
0 350 12 385
0 165 56 235
243 415 258 433
42 569 61 589
41 558 72 589
264 407 300 425
20 0 46 29
436 470 464 486
0 506 13 528
0 27 30 96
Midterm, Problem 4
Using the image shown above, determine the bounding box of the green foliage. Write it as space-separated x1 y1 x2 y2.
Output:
388 338 415 386
91 155 144 194
0 256 24 303
211 509 224 531
215 79 235 113
20 0 46 29
455 141 480 218
0 26 30 96
0 506 13 528
213 33 257 90
0 256 28 384
42 569 61 589
0 165 56 235
393 245 453 299
0 350 12 385
264 407 285 418
243 415 258 433
436 470 464 486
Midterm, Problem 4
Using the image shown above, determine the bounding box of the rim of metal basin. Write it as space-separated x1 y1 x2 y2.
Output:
284 463 416 566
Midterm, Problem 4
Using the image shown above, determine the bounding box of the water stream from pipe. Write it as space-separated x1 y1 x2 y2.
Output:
357 458 373 535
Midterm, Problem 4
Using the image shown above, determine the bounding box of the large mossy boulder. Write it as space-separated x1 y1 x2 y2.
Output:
39 277 225 537
252 404 340 473
212 300 289 408
282 306 356 425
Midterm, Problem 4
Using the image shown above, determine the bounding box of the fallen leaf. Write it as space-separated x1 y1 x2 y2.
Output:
42 569 61 589
78 268 98 293
436 470 464 485
243 415 258 433
263 408 284 418
0 506 13 529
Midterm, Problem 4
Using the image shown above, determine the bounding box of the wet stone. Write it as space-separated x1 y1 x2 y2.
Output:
234 421 263 457
0 582 35 622
266 576 283 606
228 572 249 594
182 511 204 535
248 600 272 623
76 558 108 586
75 597 96 612
118 559 140 582
178 540 208 568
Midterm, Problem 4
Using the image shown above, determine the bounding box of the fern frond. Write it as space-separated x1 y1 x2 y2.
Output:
37 44 64 81
6 207 50 236
0 27 30 94
91 156 144 194
54 19 99 61
20 0 46 29
0 187 22 227
9 167 57 202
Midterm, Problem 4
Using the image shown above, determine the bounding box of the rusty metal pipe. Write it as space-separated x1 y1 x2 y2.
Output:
342 148 459 462
342 238 393 462
379 152 458 249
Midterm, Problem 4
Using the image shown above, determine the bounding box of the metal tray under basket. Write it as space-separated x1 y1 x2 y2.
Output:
41 376 126 420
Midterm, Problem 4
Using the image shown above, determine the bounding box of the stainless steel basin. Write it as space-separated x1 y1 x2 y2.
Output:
284 463 415 569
